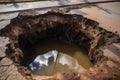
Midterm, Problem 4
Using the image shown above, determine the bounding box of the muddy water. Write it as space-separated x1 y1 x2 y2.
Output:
29 39 93 76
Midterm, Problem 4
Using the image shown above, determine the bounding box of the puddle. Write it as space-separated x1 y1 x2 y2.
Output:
0 12 120 79
28 39 93 76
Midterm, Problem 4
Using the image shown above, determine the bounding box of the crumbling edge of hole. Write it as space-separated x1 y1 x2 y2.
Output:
0 12 120 80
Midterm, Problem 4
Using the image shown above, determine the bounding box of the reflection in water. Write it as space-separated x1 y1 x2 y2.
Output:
29 40 93 76
29 50 83 75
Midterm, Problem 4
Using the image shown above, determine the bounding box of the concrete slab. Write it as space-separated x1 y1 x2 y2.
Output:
79 2 120 33
0 0 115 13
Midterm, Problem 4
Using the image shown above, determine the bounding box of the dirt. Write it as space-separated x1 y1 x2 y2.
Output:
0 12 120 80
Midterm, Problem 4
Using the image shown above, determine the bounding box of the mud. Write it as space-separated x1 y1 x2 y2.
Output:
28 40 93 76
0 12 120 80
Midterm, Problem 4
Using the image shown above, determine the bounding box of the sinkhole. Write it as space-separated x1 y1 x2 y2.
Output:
25 39 93 76
17 20 93 76
0 12 120 79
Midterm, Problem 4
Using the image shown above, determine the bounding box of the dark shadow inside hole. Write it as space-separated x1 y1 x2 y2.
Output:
18 23 92 72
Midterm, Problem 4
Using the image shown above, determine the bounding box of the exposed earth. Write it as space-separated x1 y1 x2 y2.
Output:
0 1 120 80
0 11 120 80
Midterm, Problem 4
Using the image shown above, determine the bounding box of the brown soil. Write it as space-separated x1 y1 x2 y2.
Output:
0 12 120 80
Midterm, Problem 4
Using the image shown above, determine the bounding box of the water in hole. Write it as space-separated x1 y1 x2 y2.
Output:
29 40 93 76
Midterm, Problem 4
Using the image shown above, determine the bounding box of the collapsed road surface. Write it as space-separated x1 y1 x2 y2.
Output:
0 12 120 80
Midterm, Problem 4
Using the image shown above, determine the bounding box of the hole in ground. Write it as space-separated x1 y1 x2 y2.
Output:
17 21 92 76
22 38 93 76
0 12 120 79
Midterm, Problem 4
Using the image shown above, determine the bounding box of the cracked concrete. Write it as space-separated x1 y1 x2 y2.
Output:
0 37 26 80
